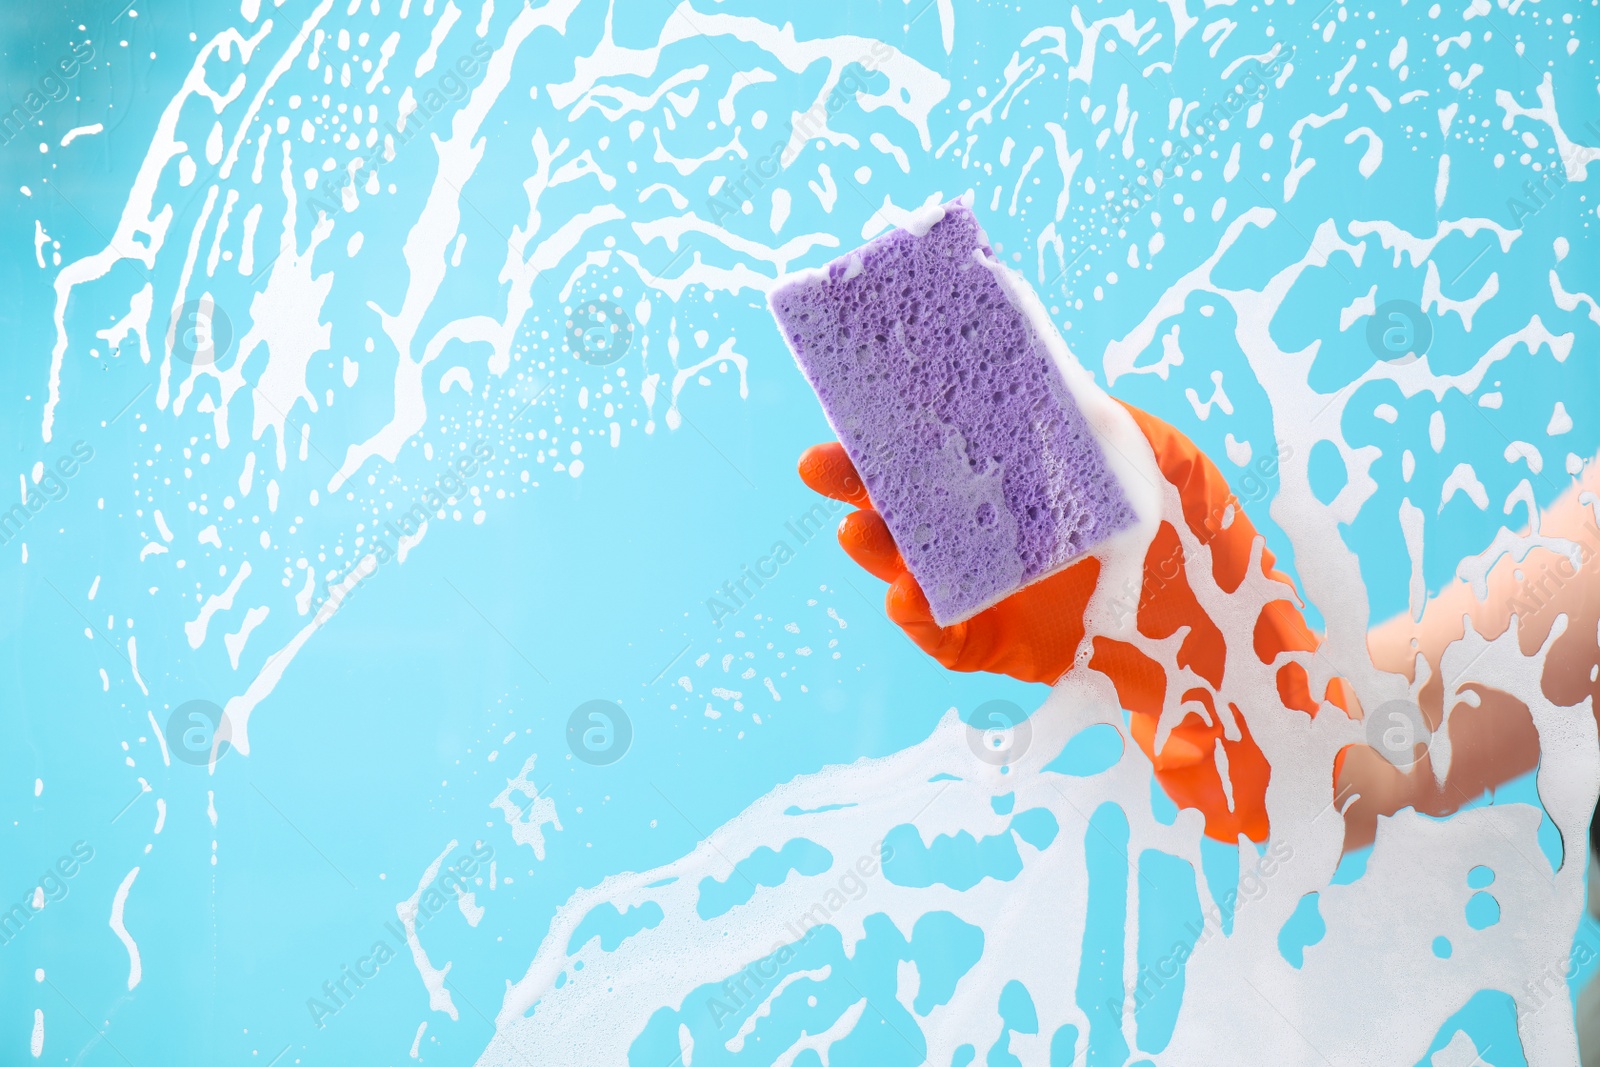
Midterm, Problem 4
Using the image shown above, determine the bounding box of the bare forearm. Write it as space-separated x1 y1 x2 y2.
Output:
1342 460 1600 846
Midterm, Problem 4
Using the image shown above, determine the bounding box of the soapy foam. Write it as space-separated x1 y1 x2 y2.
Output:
19 0 1598 1063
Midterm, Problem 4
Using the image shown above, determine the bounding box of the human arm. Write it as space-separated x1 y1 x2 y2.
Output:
799 401 1348 843
1344 457 1600 849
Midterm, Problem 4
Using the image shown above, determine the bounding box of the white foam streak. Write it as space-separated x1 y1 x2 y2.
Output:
221 539 411 755
328 0 587 491
218 3 334 181
109 867 142 990
185 562 252 649
490 755 562 860
42 20 273 441
397 842 461 1020
551 5 948 153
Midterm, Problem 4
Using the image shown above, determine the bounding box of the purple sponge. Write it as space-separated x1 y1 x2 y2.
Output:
768 199 1137 625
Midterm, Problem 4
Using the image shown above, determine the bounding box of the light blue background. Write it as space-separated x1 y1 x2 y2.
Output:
1 0 1596 1063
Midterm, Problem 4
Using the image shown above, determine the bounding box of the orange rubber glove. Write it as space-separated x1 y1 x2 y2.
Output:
799 401 1350 843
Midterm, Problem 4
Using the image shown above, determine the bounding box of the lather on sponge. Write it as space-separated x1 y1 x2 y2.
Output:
769 197 1138 625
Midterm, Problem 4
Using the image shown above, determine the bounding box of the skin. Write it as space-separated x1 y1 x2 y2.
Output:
801 427 1600 853
1344 458 1600 850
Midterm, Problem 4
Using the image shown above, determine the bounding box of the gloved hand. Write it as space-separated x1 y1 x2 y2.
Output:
799 400 1349 843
